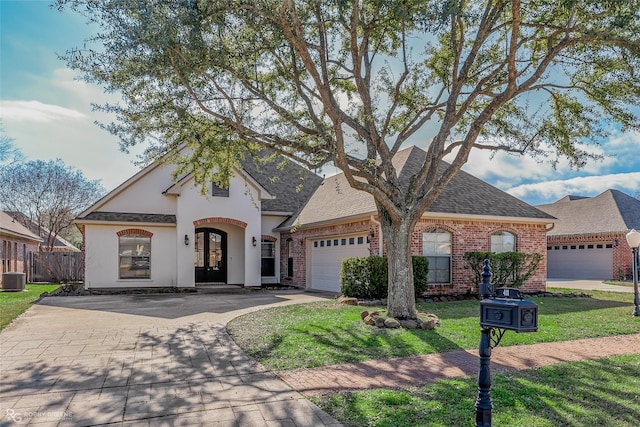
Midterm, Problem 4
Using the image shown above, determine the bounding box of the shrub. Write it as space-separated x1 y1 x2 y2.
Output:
412 256 429 297
340 256 429 299
464 251 542 288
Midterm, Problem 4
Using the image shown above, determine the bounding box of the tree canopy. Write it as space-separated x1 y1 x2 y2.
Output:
0 120 23 165
0 159 105 251
58 0 640 318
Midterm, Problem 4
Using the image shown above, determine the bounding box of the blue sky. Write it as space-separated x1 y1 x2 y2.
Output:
2 0 639 205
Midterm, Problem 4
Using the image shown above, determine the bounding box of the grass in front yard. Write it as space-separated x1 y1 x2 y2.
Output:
604 280 635 287
227 290 640 370
0 284 60 331
313 354 640 427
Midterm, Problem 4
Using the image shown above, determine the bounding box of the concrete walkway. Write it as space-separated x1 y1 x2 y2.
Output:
0 291 343 427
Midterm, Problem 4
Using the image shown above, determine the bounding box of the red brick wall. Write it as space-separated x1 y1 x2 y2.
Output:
547 232 632 280
280 220 372 288
280 217 548 295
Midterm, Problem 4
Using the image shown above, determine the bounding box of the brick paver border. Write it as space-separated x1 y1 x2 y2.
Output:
277 333 640 397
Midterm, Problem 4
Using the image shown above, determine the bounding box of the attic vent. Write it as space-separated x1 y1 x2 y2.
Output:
212 183 229 197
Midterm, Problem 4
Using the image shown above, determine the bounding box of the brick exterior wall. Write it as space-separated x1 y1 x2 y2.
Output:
0 237 39 284
193 217 247 229
280 217 548 295
116 228 154 237
280 220 372 289
547 232 633 280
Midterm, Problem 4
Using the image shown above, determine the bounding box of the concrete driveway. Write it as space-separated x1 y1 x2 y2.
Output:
547 279 636 293
0 291 343 426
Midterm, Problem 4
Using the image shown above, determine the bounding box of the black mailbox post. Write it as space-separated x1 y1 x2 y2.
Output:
475 261 538 427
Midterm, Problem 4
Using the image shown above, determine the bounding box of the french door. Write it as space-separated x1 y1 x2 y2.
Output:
194 228 227 283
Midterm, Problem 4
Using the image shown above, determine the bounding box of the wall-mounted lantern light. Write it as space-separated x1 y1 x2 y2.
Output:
184 234 190 246
252 236 257 247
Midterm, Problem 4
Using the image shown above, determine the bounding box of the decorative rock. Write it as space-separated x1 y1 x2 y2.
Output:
339 297 358 305
416 313 441 330
373 316 386 328
420 319 436 330
363 315 376 326
399 319 418 330
384 318 400 329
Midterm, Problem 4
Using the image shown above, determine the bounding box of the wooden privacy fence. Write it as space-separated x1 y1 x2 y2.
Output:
31 252 83 283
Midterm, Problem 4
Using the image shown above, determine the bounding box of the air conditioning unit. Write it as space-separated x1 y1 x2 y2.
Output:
2 272 26 291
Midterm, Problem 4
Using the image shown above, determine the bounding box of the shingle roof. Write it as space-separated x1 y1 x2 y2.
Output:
240 151 323 213
0 211 42 242
5 211 77 250
280 146 553 229
80 212 177 224
537 189 640 236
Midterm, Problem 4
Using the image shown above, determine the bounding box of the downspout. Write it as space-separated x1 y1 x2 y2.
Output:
370 215 383 256
546 223 555 232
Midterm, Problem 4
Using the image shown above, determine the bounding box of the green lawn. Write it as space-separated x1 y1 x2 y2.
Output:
227 289 640 426
314 354 640 427
604 280 636 287
227 289 640 370
0 284 60 331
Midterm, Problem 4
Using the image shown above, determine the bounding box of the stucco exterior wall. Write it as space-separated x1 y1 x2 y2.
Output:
98 163 177 215
176 175 264 287
281 216 548 295
83 224 176 289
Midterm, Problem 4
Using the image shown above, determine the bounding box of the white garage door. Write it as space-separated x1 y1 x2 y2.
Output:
309 235 369 292
547 243 613 279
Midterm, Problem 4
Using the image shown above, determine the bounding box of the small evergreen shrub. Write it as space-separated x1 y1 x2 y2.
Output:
340 256 429 299
412 256 429 297
464 251 542 288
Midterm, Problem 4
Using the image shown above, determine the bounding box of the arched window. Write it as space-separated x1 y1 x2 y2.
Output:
422 229 452 284
118 232 151 279
491 231 516 253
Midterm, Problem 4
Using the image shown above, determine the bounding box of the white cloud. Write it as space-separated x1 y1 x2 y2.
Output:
1 100 87 123
1 67 147 192
506 172 640 203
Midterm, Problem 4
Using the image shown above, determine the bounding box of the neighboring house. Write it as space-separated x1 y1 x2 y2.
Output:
5 211 80 253
76 146 554 295
0 211 42 284
537 190 640 280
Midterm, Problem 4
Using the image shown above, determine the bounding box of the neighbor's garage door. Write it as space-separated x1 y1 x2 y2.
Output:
547 243 613 279
309 235 369 292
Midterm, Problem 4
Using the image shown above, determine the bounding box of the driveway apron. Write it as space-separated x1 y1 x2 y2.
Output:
0 291 342 426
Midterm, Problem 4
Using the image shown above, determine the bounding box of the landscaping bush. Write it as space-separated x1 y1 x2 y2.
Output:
464 251 542 288
340 256 387 299
412 256 429 297
340 256 429 299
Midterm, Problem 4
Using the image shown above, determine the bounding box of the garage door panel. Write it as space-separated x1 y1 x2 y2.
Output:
310 236 369 292
547 245 612 279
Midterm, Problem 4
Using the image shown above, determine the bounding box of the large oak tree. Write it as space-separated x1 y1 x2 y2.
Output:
58 0 640 319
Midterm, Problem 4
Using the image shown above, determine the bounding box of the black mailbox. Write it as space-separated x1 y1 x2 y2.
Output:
480 297 538 332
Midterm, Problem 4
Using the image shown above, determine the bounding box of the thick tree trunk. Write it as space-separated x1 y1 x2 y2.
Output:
380 212 418 319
